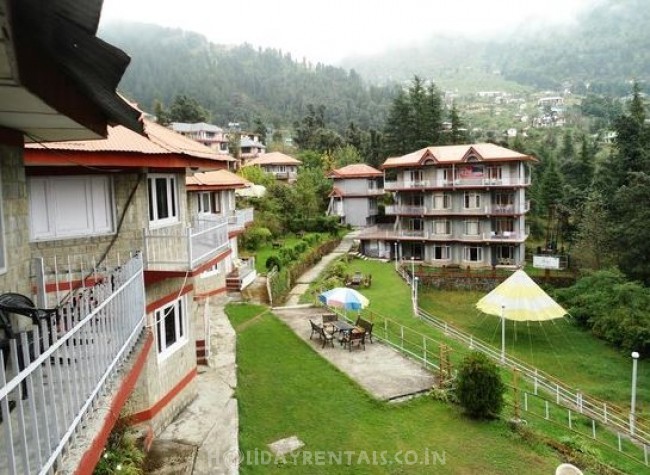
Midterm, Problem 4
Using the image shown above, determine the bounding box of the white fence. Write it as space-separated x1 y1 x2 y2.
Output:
415 306 650 446
144 218 230 271
0 255 145 474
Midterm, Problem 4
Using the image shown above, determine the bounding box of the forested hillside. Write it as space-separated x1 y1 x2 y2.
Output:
342 0 650 95
99 22 395 131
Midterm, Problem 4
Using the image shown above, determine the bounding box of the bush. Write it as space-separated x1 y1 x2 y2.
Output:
294 241 307 254
456 352 505 419
265 255 281 271
278 246 297 264
241 226 272 250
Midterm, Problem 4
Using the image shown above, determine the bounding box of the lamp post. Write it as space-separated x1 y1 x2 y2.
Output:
630 351 640 435
394 242 399 271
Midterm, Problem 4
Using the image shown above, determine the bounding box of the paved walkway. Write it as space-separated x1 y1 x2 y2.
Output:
273 306 435 400
284 231 360 306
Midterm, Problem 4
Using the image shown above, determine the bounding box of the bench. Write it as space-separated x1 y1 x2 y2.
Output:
309 319 334 348
340 328 365 351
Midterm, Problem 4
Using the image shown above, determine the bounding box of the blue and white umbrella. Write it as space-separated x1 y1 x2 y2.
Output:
318 287 369 311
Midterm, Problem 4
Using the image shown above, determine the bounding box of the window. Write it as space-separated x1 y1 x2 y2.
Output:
442 168 454 184
407 218 423 231
433 219 451 235
497 245 514 260
486 166 502 182
197 191 221 214
409 170 423 184
433 245 451 260
404 194 424 207
494 218 514 234
29 175 114 240
464 246 483 262
464 220 480 235
464 191 481 209
433 193 451 209
148 174 178 225
155 296 187 359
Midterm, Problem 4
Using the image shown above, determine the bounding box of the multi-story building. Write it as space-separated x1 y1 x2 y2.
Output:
327 163 384 227
244 152 302 182
359 143 535 267
186 169 256 297
240 133 266 161
170 122 230 155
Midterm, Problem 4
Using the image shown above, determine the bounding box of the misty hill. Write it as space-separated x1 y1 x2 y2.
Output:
341 0 650 95
99 22 395 132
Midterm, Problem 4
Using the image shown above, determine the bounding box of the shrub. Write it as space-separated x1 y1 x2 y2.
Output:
456 352 505 419
294 241 307 254
241 226 272 250
278 246 297 264
265 255 281 271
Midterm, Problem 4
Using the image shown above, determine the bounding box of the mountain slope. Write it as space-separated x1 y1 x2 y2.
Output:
99 22 395 131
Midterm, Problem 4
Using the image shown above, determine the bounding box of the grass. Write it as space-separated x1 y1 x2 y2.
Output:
298 257 650 472
226 303 564 474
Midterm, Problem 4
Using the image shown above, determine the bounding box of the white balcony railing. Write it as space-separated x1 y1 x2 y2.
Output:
384 177 531 190
227 208 254 233
144 218 230 271
0 255 145 475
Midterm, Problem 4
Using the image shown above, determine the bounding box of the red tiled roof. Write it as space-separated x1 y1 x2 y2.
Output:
382 143 535 169
25 119 235 161
186 169 250 190
328 163 382 178
244 152 302 166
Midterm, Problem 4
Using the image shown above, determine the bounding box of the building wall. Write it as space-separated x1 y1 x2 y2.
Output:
124 277 198 434
0 145 31 296
343 197 371 227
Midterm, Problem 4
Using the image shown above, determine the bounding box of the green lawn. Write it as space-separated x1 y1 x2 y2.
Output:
247 233 330 275
227 303 563 474
298 258 650 472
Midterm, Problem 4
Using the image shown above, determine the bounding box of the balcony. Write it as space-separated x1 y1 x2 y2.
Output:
384 177 531 190
227 207 254 234
385 205 426 215
272 171 298 180
1 255 146 474
144 217 230 271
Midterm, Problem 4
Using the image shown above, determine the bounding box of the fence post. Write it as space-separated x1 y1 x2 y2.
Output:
469 335 473 349
577 390 583 414
423 336 427 369
604 403 608 424
618 433 622 452
592 420 596 439
524 392 528 412
534 369 538 396
400 325 404 349
556 384 560 404
513 367 521 421
568 410 572 430
545 401 550 420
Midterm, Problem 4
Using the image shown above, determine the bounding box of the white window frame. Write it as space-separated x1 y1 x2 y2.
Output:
464 191 482 210
464 219 480 236
155 295 188 360
148 174 179 227
433 193 451 210
432 245 451 261
433 219 451 236
463 246 483 262
28 175 115 241
197 191 222 215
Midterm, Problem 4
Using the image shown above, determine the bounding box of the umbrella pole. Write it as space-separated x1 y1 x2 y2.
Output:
501 305 506 364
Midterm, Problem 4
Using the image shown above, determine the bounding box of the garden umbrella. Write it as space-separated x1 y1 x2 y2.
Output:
318 287 369 311
476 270 568 362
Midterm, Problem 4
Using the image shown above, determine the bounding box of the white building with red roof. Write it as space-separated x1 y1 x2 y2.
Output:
244 152 301 182
327 163 384 227
359 143 536 267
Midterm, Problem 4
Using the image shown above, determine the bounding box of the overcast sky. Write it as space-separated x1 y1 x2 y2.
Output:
100 0 596 64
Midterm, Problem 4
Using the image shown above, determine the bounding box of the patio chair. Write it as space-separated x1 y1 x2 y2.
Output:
351 271 363 286
342 328 365 351
322 313 338 333
355 317 374 344
309 319 334 348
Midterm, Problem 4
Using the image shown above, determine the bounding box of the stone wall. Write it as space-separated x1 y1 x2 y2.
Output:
0 145 31 296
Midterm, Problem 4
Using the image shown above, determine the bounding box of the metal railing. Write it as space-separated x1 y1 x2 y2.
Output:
227 208 254 233
144 218 230 271
385 177 531 190
0 255 146 475
415 306 650 445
